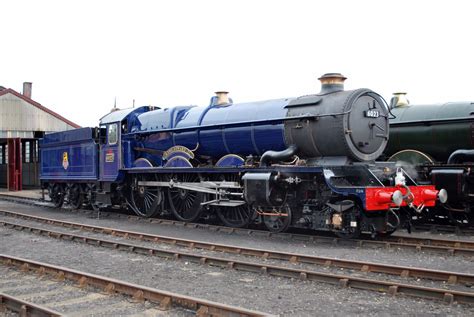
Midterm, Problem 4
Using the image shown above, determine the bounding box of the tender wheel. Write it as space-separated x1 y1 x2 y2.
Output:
168 174 204 222
263 204 292 233
334 226 361 239
85 184 100 211
216 205 253 228
129 175 162 217
49 184 64 208
68 184 83 209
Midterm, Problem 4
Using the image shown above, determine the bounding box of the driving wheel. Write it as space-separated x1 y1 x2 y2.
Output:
167 174 204 222
129 175 162 217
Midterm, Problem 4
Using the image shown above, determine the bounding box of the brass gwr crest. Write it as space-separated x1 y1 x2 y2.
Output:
62 152 69 170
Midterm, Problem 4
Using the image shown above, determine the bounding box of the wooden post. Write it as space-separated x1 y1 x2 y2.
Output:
7 138 22 191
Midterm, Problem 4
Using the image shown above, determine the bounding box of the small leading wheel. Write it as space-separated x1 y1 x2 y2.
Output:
68 184 83 209
334 204 361 239
49 184 64 208
335 225 361 239
216 204 254 228
377 208 400 237
129 175 162 217
168 174 204 222
376 229 396 238
263 204 292 233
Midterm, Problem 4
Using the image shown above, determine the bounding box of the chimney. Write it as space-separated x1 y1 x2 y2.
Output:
318 73 346 95
23 82 32 99
390 92 409 108
215 91 230 105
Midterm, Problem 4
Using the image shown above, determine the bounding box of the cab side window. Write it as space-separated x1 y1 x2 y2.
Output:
99 127 107 144
108 123 118 145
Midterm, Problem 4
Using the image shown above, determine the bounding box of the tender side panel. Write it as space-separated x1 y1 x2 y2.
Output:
40 130 99 181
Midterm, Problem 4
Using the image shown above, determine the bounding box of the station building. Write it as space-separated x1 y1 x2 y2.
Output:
0 82 80 190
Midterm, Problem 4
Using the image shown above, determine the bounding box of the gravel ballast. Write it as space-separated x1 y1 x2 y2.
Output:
1 201 474 315
2 215 474 294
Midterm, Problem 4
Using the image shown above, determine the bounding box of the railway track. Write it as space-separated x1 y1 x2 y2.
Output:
2 213 474 306
0 292 61 317
1 206 474 258
383 235 474 251
413 223 474 236
3 195 474 245
0 254 271 316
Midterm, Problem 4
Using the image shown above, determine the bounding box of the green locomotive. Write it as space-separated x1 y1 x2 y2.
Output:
386 93 474 225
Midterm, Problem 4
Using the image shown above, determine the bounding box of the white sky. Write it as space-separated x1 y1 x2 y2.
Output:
1 0 473 127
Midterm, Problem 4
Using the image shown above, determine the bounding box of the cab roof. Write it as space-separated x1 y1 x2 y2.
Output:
99 106 157 125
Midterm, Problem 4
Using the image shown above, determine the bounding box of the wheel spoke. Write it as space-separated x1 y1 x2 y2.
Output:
144 195 151 210
146 191 157 199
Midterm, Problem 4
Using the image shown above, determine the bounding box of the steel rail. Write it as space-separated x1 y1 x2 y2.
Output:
3 221 474 305
0 254 272 317
109 216 474 254
0 194 38 200
2 218 474 287
413 223 474 236
0 293 62 317
383 235 474 250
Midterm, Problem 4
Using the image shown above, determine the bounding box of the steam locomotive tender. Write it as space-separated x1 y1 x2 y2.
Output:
40 74 445 238
386 93 473 225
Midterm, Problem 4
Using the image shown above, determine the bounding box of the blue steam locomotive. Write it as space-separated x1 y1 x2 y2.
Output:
39 74 446 238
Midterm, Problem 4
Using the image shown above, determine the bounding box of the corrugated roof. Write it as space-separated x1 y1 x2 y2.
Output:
0 88 81 129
